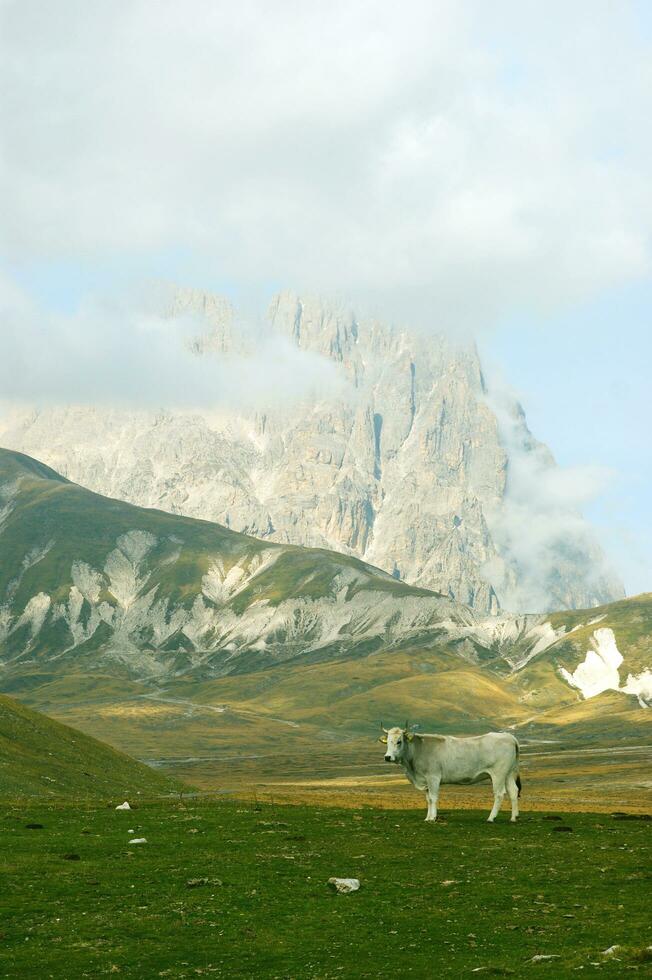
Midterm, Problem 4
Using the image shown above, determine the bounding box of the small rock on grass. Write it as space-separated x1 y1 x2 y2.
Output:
128 837 147 845
186 877 223 888
530 954 560 962
115 802 131 811
601 946 621 956
327 877 360 894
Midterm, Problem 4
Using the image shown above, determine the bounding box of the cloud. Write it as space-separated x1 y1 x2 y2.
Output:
1 1 651 330
481 385 624 612
0 276 346 409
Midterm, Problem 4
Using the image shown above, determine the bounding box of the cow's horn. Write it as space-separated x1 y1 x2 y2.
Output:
380 721 388 734
404 719 409 732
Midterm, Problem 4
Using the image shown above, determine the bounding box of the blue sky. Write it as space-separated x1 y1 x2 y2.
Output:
481 284 652 595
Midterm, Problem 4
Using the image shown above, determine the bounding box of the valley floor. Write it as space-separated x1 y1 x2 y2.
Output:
148 739 652 815
1 798 650 978
19 676 650 817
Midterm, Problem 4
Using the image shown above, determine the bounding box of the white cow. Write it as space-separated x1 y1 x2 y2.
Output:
379 724 522 822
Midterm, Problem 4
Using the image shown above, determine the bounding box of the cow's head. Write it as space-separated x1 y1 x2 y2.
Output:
378 722 414 763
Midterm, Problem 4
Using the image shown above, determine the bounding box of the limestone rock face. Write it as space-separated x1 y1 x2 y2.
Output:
0 288 623 613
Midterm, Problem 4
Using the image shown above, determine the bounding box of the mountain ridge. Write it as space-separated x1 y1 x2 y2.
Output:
0 288 624 613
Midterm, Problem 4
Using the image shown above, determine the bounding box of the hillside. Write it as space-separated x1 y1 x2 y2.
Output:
0 446 478 685
497 594 652 712
0 692 176 798
0 289 623 613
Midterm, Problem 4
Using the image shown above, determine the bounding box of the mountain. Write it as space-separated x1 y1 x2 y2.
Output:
0 690 177 798
0 447 481 683
0 448 647 712
0 289 623 614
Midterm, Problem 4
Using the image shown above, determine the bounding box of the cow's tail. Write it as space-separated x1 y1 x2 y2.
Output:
514 737 522 797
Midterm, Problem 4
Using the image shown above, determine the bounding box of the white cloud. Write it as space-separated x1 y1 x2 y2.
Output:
1 0 651 330
0 276 346 408
481 385 624 612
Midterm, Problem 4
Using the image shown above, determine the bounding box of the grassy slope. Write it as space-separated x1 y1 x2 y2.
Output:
0 447 436 615
0 692 178 799
0 447 264 614
548 592 652 643
539 593 652 679
505 593 652 732
520 690 652 742
172 648 531 732
1 798 650 978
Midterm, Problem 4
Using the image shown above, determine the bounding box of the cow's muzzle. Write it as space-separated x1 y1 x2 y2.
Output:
384 755 392 763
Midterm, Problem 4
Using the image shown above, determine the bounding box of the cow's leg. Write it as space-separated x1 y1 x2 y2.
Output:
487 773 506 822
425 778 440 822
506 773 519 822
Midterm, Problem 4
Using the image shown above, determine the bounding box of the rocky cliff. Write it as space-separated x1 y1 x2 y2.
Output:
0 289 623 613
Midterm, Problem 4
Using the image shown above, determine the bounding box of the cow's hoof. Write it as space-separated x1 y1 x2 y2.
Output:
487 817 495 823
510 817 518 823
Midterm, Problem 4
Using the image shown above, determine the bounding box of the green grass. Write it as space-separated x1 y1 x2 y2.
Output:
0 693 179 799
0 799 650 978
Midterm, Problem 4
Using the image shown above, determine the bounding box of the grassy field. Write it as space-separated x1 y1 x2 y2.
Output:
1 797 650 978
156 741 652 815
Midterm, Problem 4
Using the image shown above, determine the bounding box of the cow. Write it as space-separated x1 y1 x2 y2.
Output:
379 723 522 822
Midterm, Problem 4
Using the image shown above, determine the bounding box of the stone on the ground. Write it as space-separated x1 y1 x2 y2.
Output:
327 877 360 894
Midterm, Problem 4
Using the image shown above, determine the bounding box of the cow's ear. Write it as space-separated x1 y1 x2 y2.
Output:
406 732 414 741
378 736 388 744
